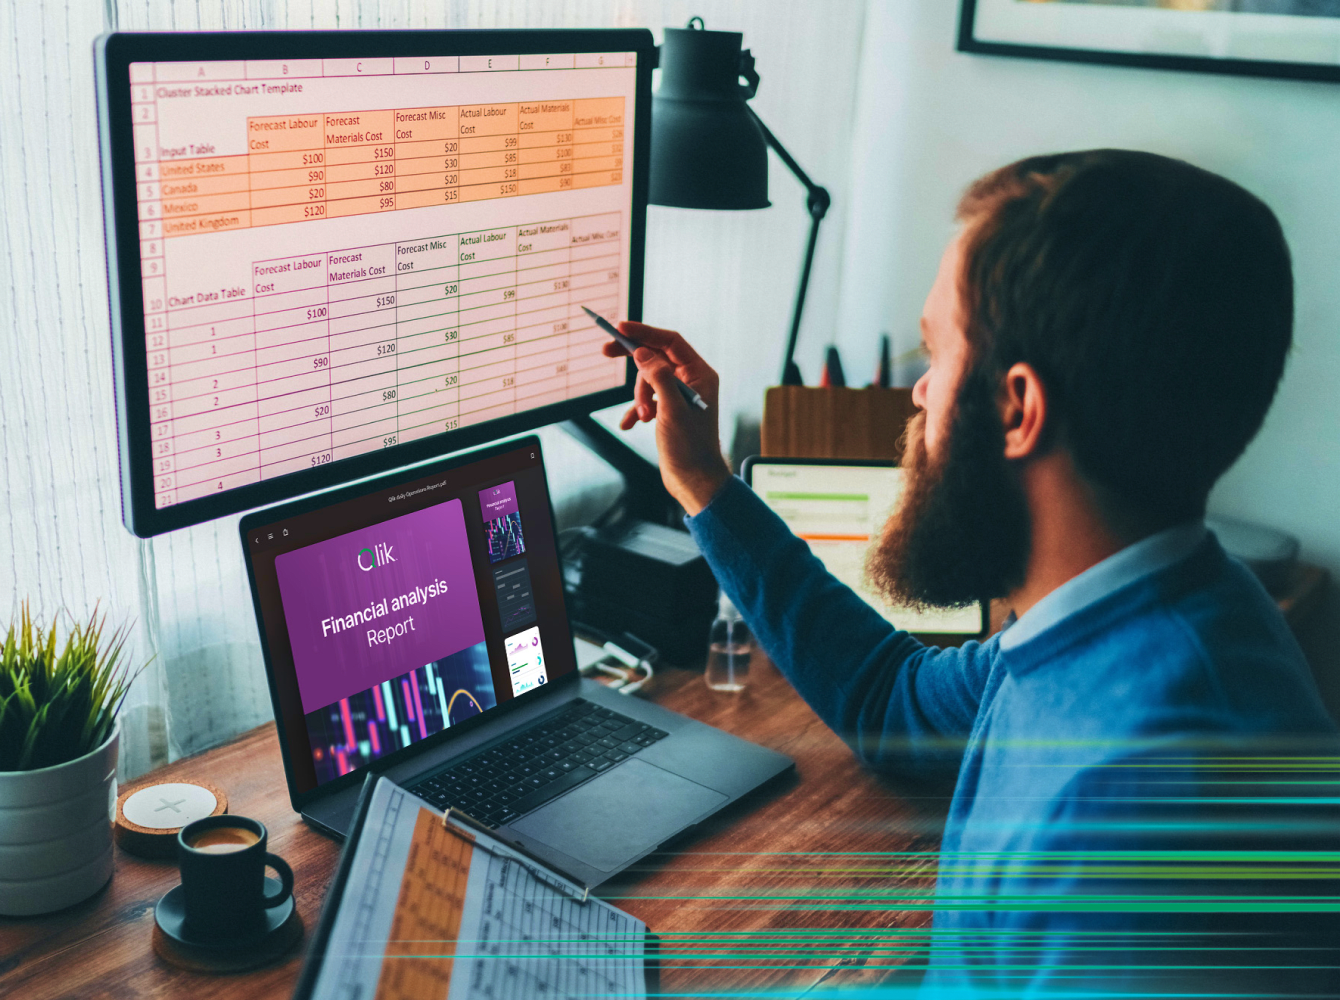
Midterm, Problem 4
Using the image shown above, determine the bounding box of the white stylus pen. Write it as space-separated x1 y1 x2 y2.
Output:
581 305 709 411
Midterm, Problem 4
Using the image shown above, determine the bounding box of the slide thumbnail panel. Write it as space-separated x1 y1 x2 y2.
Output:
480 481 526 564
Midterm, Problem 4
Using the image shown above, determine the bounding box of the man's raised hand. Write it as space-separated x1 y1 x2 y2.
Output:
601 322 731 515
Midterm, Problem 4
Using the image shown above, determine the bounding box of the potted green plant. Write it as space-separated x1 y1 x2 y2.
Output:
0 605 142 915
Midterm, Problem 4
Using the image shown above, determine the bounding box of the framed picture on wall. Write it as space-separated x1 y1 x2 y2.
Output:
958 0 1340 83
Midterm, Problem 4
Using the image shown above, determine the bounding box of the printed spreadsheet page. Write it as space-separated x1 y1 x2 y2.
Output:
308 776 649 1000
129 53 634 512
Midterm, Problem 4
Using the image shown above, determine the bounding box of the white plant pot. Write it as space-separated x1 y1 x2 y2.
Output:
0 723 119 916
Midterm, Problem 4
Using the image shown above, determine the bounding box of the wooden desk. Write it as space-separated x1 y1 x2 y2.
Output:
0 656 941 998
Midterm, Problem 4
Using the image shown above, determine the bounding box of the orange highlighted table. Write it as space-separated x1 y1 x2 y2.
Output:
139 98 624 237
373 808 470 1000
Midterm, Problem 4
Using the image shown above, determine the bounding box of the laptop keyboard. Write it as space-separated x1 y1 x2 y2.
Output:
407 698 669 828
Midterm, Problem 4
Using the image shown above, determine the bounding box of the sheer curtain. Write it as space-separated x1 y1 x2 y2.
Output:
0 0 869 779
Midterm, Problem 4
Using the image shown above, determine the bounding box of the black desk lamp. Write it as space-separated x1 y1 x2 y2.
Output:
650 18 831 386
563 18 832 521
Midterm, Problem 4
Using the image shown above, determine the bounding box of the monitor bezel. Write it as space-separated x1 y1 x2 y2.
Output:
741 455 989 638
96 29 653 537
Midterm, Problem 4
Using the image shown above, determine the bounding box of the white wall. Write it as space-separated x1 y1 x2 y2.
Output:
836 0 1340 576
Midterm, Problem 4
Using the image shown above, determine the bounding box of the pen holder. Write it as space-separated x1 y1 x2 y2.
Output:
761 386 915 461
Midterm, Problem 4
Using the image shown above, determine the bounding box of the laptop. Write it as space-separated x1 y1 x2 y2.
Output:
742 456 987 637
241 436 793 887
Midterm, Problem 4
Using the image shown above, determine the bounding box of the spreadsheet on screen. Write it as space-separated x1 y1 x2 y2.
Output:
128 53 635 512
751 462 985 636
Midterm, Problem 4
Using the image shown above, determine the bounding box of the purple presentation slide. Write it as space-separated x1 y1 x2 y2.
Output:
275 499 486 714
480 481 526 564
479 480 519 520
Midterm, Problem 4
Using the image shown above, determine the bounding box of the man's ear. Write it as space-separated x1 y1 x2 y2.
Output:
999 361 1049 461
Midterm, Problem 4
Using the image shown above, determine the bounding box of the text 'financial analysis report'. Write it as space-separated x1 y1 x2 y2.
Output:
130 53 635 511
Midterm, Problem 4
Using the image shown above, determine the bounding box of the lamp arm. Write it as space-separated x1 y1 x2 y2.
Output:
744 106 829 212
781 212 824 386
744 105 830 385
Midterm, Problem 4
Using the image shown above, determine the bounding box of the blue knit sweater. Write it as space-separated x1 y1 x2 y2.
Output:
687 477 1340 996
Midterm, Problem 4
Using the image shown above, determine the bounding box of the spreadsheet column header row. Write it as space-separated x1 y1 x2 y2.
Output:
247 214 620 294
128 53 637 85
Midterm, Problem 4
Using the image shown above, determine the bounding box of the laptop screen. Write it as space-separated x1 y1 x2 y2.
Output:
243 438 574 795
747 460 985 636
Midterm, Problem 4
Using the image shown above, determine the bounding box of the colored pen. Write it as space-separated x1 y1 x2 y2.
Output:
581 305 709 411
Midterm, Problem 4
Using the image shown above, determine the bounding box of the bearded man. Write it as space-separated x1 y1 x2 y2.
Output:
606 149 1340 996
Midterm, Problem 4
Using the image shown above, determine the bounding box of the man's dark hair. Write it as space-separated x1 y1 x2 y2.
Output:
957 149 1293 530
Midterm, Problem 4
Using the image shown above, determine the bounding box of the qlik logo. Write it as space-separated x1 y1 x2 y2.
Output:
357 542 396 572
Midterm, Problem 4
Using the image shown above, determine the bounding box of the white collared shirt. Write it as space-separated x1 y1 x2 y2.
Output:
999 521 1209 652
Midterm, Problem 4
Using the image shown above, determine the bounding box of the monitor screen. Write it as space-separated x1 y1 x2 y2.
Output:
97 31 651 535
748 460 986 636
243 437 574 796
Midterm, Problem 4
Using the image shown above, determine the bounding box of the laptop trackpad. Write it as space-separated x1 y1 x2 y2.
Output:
512 758 728 873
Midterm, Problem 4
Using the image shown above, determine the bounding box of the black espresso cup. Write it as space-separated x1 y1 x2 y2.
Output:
177 815 294 942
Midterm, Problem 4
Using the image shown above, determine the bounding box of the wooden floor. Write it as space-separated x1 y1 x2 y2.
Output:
0 654 945 998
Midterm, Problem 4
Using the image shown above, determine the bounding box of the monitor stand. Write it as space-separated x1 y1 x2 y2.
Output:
561 415 682 528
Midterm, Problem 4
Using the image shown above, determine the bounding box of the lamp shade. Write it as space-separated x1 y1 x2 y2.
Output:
650 26 770 210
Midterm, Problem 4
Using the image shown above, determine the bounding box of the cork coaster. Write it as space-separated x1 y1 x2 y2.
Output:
115 780 228 859
152 907 304 974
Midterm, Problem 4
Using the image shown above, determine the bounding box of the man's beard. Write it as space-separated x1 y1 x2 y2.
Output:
868 365 1032 610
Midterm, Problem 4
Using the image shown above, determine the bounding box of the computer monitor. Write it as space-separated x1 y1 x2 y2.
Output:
95 30 653 536
742 457 987 637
